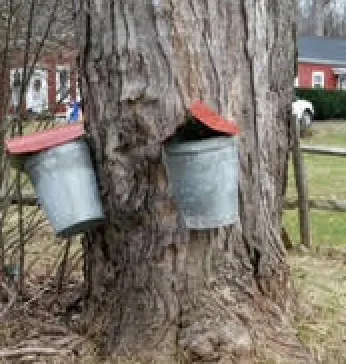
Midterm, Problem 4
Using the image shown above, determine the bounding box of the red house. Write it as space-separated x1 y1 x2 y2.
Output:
297 36 346 90
3 47 78 120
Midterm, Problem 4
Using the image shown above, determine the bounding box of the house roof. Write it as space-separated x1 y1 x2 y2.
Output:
298 36 346 66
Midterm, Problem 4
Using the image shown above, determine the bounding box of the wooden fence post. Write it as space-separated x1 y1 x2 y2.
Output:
291 116 311 248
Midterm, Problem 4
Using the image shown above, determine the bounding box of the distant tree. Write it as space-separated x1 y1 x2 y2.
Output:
0 0 74 290
313 0 332 36
298 0 346 36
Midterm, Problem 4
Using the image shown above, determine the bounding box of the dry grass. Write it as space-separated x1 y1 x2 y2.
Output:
3 121 346 363
290 248 346 363
285 121 346 363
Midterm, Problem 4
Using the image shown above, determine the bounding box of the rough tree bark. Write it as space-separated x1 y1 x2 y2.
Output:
75 1 312 363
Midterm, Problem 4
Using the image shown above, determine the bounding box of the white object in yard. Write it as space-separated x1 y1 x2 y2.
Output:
292 97 314 132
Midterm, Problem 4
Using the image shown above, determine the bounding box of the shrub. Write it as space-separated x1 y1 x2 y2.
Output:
295 88 346 120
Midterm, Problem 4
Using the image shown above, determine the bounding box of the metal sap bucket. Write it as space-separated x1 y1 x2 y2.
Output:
24 139 105 237
163 136 238 229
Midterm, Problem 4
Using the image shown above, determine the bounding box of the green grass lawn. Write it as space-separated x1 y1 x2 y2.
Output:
285 121 346 362
284 121 346 247
303 121 346 147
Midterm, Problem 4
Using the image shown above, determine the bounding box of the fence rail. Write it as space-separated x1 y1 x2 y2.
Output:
0 194 38 206
284 198 346 212
5 193 346 213
300 145 346 157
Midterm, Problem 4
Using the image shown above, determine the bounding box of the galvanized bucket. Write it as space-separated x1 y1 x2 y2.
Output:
163 136 238 229
24 139 105 237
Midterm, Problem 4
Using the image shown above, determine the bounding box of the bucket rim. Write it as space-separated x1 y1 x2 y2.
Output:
6 123 85 155
24 139 87 170
164 136 237 155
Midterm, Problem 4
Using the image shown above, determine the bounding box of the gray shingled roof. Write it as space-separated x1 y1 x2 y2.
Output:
298 36 346 66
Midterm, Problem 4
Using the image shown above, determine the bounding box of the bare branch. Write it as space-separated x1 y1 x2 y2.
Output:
0 347 71 358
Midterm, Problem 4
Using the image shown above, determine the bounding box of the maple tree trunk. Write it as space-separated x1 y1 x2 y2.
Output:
75 1 312 362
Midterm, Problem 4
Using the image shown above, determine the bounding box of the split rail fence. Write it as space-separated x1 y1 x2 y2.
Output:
287 118 346 248
2 119 344 250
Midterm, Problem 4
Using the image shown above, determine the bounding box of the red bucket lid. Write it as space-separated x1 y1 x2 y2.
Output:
189 101 239 135
6 123 85 155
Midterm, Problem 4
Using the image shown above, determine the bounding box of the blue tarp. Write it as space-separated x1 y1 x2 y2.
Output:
67 102 81 123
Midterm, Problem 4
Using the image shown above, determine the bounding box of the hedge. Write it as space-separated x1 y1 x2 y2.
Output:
295 88 346 121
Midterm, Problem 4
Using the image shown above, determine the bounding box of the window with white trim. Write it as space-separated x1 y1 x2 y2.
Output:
339 75 346 90
56 66 70 103
26 69 48 113
312 71 324 88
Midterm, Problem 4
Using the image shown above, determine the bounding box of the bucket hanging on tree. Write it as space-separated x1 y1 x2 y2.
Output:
6 123 105 237
163 101 239 230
